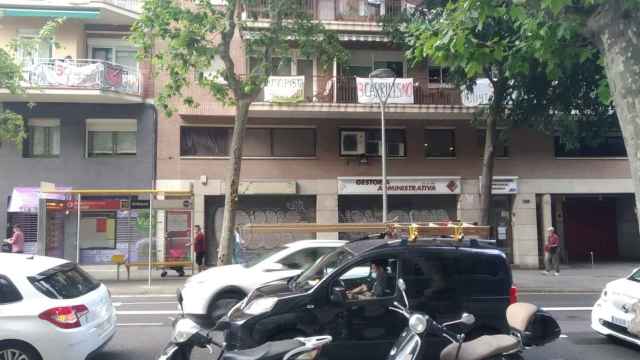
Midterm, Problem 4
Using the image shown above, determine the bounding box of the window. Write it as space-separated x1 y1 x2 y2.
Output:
278 247 336 270
88 39 138 69
181 126 316 158
339 128 407 157
477 130 509 158
24 119 60 158
554 134 627 158
425 129 456 158
428 65 449 86
28 263 100 300
16 29 53 68
0 275 23 304
86 119 137 157
338 258 398 301
373 61 403 77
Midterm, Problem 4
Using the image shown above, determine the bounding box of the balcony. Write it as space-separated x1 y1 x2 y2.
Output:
180 76 470 120
0 59 143 104
334 0 402 22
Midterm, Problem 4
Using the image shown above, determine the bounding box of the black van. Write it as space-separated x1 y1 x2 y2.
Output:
222 238 516 360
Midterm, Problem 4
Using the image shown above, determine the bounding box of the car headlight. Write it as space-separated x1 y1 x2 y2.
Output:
243 297 278 315
171 318 201 344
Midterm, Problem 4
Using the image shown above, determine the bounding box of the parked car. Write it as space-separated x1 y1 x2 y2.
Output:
591 266 640 346
180 239 347 326
221 238 517 360
0 254 116 360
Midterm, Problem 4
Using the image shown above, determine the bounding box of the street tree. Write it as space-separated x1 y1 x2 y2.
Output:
0 19 62 147
390 1 613 225
131 0 347 265
514 0 640 242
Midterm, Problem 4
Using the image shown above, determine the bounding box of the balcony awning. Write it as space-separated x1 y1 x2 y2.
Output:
338 33 389 42
0 8 100 19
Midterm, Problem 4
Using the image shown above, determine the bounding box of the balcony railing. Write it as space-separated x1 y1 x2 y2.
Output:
23 59 141 96
255 76 461 106
335 0 403 22
98 0 142 13
245 0 317 19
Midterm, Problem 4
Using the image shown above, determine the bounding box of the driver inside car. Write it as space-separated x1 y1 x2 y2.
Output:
346 259 389 300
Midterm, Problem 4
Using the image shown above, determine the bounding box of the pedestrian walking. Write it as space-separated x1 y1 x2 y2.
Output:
542 226 560 276
187 225 207 272
2 225 24 253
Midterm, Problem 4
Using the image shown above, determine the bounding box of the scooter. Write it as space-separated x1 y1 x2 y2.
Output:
387 279 561 360
158 291 332 360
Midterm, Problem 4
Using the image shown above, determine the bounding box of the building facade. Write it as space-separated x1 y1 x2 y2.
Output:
0 0 157 264
153 0 639 268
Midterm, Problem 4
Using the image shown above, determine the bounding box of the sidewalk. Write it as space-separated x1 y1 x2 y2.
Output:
84 262 640 296
513 262 639 293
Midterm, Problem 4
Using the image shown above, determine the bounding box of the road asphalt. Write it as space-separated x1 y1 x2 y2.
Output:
92 292 639 360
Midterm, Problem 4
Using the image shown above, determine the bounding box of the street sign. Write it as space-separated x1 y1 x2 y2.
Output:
153 199 193 210
131 200 151 209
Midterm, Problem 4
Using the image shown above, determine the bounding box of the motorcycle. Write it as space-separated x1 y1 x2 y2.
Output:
387 279 561 360
158 290 332 360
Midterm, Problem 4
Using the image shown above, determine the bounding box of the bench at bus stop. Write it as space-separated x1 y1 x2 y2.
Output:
111 255 193 280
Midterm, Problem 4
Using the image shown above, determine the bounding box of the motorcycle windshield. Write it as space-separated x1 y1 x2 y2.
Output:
387 327 421 360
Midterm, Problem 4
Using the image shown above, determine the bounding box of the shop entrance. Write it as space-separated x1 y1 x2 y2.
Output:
563 196 618 261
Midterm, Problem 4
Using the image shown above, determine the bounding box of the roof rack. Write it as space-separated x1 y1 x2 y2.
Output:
240 222 491 241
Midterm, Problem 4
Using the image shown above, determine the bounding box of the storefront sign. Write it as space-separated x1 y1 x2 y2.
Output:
153 199 193 210
130 200 151 209
65 199 127 210
8 187 67 213
480 176 519 194
356 77 414 104
338 177 461 195
461 78 493 106
264 76 305 103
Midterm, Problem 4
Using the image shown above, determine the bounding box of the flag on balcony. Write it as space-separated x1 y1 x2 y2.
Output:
356 77 414 104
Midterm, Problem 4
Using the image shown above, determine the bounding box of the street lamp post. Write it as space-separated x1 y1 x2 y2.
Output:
369 68 397 224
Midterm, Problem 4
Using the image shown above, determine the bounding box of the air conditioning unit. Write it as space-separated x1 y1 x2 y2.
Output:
341 131 366 155
388 142 405 157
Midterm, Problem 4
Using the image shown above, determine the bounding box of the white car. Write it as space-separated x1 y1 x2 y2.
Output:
0 254 116 360
180 240 346 323
591 266 640 346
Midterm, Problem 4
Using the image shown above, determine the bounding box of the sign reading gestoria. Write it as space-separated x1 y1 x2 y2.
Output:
338 177 461 195
264 76 305 103
479 176 519 194
356 77 414 104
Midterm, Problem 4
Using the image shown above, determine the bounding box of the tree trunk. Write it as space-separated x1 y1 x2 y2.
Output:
217 99 251 266
479 114 498 225
587 3 640 241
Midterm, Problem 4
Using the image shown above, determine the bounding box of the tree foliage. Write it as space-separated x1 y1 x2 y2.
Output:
131 0 347 265
389 1 613 224
0 19 63 147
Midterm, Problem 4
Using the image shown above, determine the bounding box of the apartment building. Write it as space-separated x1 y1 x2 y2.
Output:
0 0 156 264
150 0 638 268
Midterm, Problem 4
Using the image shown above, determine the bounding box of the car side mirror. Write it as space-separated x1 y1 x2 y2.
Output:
264 262 287 272
330 286 347 304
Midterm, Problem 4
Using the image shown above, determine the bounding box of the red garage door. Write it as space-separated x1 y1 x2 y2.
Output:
563 197 618 261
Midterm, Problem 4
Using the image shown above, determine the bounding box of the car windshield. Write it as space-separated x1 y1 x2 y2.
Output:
243 247 287 268
629 268 640 282
293 248 353 291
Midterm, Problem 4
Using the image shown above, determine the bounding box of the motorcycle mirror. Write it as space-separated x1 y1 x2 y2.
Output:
397 279 406 291
461 313 476 326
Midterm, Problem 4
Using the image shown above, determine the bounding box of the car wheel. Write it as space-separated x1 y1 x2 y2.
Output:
208 292 245 322
0 341 41 360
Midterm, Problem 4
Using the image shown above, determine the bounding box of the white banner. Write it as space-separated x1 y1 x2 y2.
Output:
338 177 461 195
461 78 493 106
264 76 305 103
356 77 414 104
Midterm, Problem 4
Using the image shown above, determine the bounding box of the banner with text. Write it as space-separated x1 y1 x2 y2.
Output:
356 77 414 104
338 177 461 195
264 76 305 103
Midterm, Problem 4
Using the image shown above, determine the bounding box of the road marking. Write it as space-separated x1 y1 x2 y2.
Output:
521 292 600 295
116 310 180 315
542 307 592 311
112 294 176 298
117 323 164 326
113 301 177 307
560 334 568 338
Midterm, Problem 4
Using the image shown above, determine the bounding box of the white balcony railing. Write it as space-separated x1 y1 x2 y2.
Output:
23 59 141 96
97 0 142 13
